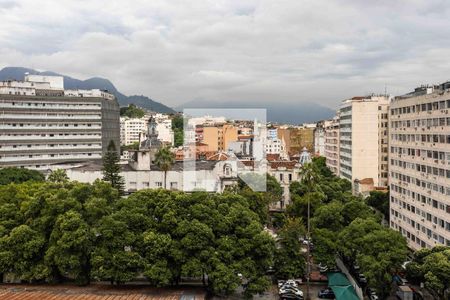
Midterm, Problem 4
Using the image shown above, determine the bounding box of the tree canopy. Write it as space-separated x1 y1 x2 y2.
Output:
0 178 275 297
0 167 45 185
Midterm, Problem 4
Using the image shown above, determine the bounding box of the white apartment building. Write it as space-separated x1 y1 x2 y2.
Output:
389 82 450 250
120 114 174 146
324 116 340 176
339 95 389 190
314 120 328 156
0 75 120 170
154 113 174 145
120 117 147 146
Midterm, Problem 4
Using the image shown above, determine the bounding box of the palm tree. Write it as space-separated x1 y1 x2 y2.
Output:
299 162 320 193
154 146 175 189
298 162 320 300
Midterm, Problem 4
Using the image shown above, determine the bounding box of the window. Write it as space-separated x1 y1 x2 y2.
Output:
155 182 163 187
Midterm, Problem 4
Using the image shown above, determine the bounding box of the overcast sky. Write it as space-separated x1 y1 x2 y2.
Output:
1 0 450 108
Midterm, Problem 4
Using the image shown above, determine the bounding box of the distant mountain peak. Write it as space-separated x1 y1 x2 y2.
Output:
0 67 175 114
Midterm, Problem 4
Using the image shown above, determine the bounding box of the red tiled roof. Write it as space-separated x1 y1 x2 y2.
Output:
270 161 297 169
266 154 280 161
0 284 206 300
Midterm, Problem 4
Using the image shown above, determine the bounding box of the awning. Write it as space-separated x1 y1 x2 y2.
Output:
327 272 351 286
330 285 360 300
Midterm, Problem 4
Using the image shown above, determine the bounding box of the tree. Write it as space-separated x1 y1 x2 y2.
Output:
45 210 93 285
311 201 344 231
102 140 125 195
299 162 321 193
366 190 390 221
48 169 69 183
274 218 306 279
312 228 337 268
172 115 184 147
339 218 408 297
154 147 175 189
0 167 44 185
91 215 144 284
406 247 450 299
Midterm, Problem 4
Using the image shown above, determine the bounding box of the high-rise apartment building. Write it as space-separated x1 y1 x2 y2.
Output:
0 75 119 170
324 116 340 176
389 82 450 250
339 95 389 190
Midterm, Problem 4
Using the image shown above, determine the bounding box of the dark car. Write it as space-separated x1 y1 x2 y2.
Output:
318 288 335 299
357 273 367 285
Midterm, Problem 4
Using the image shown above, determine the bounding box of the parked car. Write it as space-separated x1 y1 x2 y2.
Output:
278 279 298 288
279 287 304 300
366 288 379 300
357 273 367 285
319 263 328 273
318 288 335 299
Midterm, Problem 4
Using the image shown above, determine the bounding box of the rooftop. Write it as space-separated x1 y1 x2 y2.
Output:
0 284 206 300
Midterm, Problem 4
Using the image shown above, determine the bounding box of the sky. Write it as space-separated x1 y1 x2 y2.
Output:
1 0 450 109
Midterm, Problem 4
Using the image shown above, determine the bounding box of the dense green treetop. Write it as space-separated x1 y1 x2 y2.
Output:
0 167 45 185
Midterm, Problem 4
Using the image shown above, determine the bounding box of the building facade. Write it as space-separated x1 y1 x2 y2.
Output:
324 116 340 176
0 75 120 170
314 120 328 156
202 124 238 152
389 83 450 250
120 117 147 146
339 95 389 190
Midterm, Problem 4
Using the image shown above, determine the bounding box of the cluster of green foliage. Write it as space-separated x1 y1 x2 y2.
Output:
0 178 275 297
286 157 408 297
0 167 45 185
120 104 146 118
406 246 450 299
365 190 390 221
274 218 306 279
172 115 184 147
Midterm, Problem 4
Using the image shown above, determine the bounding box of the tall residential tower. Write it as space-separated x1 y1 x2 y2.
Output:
389 82 450 249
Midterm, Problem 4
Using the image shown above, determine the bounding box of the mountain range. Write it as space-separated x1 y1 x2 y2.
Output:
0 67 175 114
0 67 335 123
177 99 335 125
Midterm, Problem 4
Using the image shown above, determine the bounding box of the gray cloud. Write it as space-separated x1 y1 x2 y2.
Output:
0 0 450 109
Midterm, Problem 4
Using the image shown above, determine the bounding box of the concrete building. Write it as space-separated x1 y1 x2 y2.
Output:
0 75 119 170
339 95 389 191
389 82 450 250
324 116 340 176
120 114 174 147
314 120 328 156
154 113 174 145
120 117 147 146
202 124 238 152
